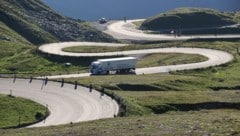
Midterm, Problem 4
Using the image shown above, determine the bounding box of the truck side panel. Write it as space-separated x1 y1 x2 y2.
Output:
100 58 136 71
90 57 137 75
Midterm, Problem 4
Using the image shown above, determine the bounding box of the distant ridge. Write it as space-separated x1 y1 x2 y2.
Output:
140 8 237 30
0 0 115 45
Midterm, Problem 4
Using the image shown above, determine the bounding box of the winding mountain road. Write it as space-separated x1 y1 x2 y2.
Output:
1 19 237 128
104 19 240 41
0 78 119 127
39 42 233 79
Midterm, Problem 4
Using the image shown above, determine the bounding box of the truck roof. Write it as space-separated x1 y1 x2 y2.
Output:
97 57 136 62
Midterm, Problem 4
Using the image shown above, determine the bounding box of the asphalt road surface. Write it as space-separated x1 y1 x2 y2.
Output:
38 42 233 79
104 19 240 41
0 78 119 127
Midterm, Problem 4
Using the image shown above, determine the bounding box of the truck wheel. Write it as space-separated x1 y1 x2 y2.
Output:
120 69 126 74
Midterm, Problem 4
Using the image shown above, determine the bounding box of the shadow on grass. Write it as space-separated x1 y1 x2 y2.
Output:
148 102 240 114
117 84 165 91
210 86 240 91
38 50 124 67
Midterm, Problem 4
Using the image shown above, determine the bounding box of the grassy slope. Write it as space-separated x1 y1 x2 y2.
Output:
0 0 115 45
0 0 58 45
0 21 31 58
0 0 115 75
0 35 239 136
63 40 240 115
1 110 239 136
24 40 238 135
0 2 239 135
0 29 207 75
63 45 208 68
141 8 236 30
137 53 207 68
234 11 240 24
0 22 82 75
0 21 30 45
0 94 47 128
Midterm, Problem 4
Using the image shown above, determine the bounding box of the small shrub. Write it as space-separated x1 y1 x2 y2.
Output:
211 68 217 73
35 112 44 121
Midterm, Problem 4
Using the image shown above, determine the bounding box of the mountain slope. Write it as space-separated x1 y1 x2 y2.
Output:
0 0 115 45
0 0 115 74
140 8 237 30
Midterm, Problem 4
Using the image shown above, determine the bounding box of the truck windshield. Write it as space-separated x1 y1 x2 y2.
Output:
92 65 97 69
91 62 99 69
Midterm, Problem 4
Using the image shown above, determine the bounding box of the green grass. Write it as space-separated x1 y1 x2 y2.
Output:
63 72 240 115
0 21 31 58
0 94 48 128
1 40 237 78
232 11 240 23
63 46 127 53
47 39 240 135
2 1 239 135
0 110 239 136
63 45 208 68
115 90 240 115
0 0 115 75
0 32 239 136
62 42 186 53
0 42 84 75
0 21 30 45
62 40 240 116
0 22 87 75
0 39 209 76
62 45 152 53
0 47 86 76
137 53 208 68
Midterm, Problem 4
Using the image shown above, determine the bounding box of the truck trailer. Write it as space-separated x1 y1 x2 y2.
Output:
90 57 137 75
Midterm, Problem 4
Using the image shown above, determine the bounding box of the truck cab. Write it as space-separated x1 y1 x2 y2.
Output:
90 61 109 75
90 62 101 75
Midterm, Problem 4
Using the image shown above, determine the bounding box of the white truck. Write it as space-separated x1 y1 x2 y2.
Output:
90 57 137 75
